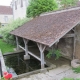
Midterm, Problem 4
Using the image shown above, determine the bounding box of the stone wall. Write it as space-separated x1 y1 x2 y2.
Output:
58 37 73 59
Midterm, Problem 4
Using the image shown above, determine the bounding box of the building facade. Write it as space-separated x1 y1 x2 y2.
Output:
11 0 29 20
0 6 13 26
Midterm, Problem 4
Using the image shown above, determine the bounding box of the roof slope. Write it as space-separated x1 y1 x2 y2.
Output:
11 7 80 47
0 5 13 15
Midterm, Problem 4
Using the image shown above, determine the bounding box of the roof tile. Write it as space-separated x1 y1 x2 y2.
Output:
0 5 13 15
11 7 80 47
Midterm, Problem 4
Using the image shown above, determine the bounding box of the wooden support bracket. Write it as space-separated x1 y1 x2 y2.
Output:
37 43 46 69
23 38 29 55
63 33 75 38
23 38 30 60
16 36 20 50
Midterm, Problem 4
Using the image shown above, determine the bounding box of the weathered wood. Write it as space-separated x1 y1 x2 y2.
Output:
28 51 46 64
24 55 30 60
16 36 19 50
73 38 75 59
37 43 46 69
55 40 59 46
23 39 29 55
63 34 75 38
23 38 30 60
19 45 25 51
73 28 76 59
28 51 41 61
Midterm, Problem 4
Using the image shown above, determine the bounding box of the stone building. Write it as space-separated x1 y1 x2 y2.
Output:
11 0 29 20
0 5 13 26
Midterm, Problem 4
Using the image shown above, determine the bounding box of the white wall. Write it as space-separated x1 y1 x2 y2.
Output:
0 14 13 26
12 0 29 20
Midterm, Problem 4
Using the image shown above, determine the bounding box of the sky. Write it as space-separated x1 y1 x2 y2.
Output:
0 0 12 6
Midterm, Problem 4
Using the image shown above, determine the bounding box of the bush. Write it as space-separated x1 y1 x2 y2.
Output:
27 0 58 18
72 67 80 73
0 18 30 44
46 49 61 60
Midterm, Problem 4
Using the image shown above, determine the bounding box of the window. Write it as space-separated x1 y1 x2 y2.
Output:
4 16 8 22
15 1 17 10
1 24 4 26
21 0 23 7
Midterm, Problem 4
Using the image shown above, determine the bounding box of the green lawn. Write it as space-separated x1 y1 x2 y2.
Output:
0 39 16 54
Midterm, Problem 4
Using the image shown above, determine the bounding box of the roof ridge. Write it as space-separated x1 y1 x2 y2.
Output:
40 7 80 16
0 5 13 15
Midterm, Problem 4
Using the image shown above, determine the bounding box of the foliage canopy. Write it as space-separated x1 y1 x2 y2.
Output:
27 0 58 18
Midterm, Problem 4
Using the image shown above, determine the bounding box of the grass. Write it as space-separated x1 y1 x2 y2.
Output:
61 78 80 80
72 67 80 73
0 39 16 54
61 78 74 80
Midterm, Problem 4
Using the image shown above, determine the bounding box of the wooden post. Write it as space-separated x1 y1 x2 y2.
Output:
73 28 76 59
23 39 28 55
16 36 19 50
37 43 46 69
73 36 76 59
23 38 30 60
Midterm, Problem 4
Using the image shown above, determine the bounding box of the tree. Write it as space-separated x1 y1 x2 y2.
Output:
27 0 58 18
60 0 79 8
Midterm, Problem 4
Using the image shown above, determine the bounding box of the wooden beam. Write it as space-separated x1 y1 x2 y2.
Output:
16 36 19 50
28 51 41 61
23 39 29 55
73 37 76 59
63 33 75 38
37 43 46 69
73 29 76 59
55 40 59 46
19 45 25 51
28 51 46 64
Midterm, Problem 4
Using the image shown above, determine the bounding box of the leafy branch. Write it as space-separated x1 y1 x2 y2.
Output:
46 49 61 60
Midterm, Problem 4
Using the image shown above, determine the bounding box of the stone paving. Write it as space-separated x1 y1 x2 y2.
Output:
16 65 80 80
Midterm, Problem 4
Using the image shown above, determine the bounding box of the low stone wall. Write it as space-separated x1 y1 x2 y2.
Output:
0 50 7 77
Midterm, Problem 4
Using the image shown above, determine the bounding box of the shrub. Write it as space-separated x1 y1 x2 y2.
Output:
46 49 61 60
0 18 30 44
72 67 80 73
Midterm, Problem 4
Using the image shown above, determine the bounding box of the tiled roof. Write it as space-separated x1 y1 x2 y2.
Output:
11 7 80 47
0 5 13 15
